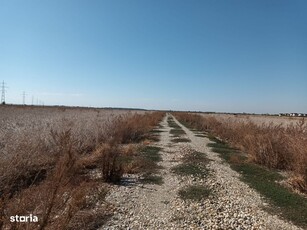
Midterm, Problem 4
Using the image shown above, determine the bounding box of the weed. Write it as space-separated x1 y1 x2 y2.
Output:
236 163 307 228
182 151 210 165
195 134 207 137
171 138 191 143
170 128 186 136
94 144 124 183
125 146 163 175
150 129 164 133
140 173 164 185
167 117 181 129
172 163 207 178
178 185 211 201
140 146 162 162
111 112 165 144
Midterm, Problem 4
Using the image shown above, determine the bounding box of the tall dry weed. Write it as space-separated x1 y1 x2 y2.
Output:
174 112 307 193
0 109 165 229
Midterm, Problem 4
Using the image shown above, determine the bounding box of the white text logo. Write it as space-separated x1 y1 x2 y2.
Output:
10 214 38 222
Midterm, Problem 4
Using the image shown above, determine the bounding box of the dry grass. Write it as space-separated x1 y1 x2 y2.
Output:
200 113 304 127
174 112 307 193
0 105 165 229
110 112 165 144
1 129 104 230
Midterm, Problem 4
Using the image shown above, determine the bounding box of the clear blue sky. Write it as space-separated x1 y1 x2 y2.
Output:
0 0 306 113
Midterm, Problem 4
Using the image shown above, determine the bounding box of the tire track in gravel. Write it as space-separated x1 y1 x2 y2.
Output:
172 115 302 230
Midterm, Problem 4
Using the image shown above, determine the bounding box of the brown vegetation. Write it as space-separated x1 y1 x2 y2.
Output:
174 112 307 193
0 106 164 230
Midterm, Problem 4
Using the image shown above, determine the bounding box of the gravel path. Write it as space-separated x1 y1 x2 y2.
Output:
102 114 303 230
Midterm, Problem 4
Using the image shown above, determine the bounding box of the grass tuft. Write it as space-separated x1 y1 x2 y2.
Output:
171 138 191 143
172 163 207 178
167 117 181 129
140 146 162 162
178 185 211 201
170 128 186 137
150 129 164 134
140 173 164 185
195 134 207 137
182 151 210 165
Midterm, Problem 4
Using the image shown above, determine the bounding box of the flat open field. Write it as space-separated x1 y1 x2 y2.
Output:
200 113 304 126
0 105 144 156
1 107 306 230
0 105 143 134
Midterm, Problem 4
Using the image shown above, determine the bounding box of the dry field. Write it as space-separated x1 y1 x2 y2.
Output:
200 113 304 127
176 112 307 193
1 107 306 229
0 105 164 230
0 105 144 156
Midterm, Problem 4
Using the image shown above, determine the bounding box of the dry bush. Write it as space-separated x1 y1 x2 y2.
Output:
91 144 123 183
0 139 53 198
0 129 88 229
174 112 307 193
0 130 105 230
0 128 82 198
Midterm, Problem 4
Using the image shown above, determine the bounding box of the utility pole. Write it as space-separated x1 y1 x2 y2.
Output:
32 95 34 105
1 81 7 104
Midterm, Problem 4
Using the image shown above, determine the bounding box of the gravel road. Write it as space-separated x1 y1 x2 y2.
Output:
102 114 302 230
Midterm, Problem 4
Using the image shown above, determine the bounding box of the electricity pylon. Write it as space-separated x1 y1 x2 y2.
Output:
1 81 7 104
